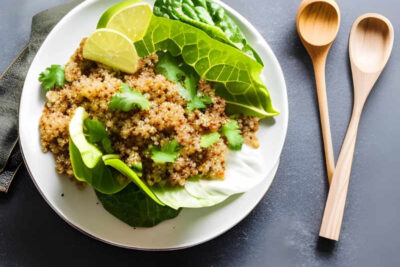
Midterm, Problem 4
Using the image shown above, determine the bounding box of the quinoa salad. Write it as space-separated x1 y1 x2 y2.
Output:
39 39 260 187
36 0 279 227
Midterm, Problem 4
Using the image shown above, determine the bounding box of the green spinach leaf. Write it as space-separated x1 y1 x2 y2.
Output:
135 16 279 118
109 83 150 111
153 0 263 65
156 51 211 111
96 183 180 227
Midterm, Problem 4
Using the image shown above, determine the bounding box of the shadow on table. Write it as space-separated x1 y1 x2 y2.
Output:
317 236 336 253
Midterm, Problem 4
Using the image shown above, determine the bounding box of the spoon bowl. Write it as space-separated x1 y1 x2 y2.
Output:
298 0 340 47
350 15 394 74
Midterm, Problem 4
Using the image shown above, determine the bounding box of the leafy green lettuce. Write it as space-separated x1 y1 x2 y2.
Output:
151 179 228 210
69 107 103 168
69 139 129 194
103 157 164 205
151 144 268 209
135 15 279 118
153 0 263 65
96 183 180 227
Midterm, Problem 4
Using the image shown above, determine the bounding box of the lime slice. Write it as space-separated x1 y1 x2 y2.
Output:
83 28 138 73
97 0 152 42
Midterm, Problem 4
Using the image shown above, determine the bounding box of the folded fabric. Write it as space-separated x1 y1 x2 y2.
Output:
0 0 83 192
0 143 22 192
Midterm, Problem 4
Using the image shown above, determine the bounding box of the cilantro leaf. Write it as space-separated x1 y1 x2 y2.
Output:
220 120 243 151
155 51 185 83
38 64 66 91
109 83 150 112
155 51 211 111
150 140 181 163
201 132 220 148
186 93 212 111
84 118 113 154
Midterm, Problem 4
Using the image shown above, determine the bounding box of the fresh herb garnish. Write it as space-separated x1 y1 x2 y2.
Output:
187 94 212 111
220 120 243 151
201 132 220 148
135 16 279 118
155 51 211 111
84 118 113 154
109 83 150 111
96 183 180 227
153 0 264 65
38 64 66 91
150 140 181 163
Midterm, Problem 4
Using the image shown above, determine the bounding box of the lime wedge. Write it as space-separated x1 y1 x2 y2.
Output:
97 0 152 42
83 28 138 73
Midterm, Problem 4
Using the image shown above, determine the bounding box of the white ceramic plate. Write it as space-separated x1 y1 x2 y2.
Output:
19 0 288 250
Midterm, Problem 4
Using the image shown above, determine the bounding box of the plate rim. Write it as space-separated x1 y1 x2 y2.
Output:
18 0 288 250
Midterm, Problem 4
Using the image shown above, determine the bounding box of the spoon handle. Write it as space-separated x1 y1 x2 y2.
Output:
319 104 362 240
313 57 335 184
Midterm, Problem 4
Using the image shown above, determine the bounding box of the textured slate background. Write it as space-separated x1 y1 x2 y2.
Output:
1 0 400 266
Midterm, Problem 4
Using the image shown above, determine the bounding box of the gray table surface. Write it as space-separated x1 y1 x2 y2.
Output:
1 0 400 266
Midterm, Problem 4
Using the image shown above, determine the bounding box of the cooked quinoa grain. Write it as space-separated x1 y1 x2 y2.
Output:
39 38 260 186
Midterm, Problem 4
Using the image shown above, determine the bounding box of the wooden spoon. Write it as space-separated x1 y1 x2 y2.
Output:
319 13 394 241
296 0 340 183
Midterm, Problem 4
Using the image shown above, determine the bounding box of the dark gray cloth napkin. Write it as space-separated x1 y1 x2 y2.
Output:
0 0 82 192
